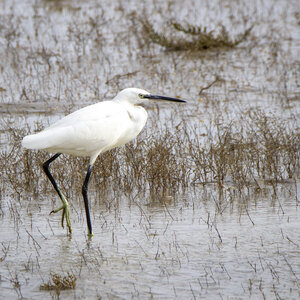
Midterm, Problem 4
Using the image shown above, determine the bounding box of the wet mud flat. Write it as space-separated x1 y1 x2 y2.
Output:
0 0 300 299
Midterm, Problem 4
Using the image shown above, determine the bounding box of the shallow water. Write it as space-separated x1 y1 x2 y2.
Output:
1 184 299 299
0 0 299 299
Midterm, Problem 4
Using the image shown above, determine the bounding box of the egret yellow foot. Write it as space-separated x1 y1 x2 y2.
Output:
50 195 72 234
87 232 94 238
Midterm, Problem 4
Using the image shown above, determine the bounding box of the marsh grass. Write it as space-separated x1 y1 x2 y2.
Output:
140 19 252 51
0 110 298 205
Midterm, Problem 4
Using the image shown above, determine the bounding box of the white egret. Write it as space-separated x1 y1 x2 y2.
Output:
22 88 186 236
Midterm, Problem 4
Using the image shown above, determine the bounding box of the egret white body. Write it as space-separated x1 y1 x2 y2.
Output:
22 88 186 236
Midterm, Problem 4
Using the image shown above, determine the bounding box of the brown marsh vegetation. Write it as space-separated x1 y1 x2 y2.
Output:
1 109 299 200
40 272 77 291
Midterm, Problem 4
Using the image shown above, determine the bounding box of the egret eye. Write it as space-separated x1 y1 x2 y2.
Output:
138 93 144 99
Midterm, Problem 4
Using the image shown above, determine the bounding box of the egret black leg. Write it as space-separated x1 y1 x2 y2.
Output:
42 153 72 234
82 165 93 236
43 153 62 198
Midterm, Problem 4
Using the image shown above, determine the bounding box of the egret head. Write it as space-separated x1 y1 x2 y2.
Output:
114 88 186 105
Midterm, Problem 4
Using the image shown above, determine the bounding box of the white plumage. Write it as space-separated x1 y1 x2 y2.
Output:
22 88 149 164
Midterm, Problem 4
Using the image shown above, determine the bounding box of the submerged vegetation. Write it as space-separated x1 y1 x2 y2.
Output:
40 272 76 291
140 19 253 51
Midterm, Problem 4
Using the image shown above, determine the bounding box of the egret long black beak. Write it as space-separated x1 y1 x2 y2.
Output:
144 94 186 103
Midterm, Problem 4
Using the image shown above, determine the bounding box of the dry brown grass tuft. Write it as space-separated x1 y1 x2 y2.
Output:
40 272 76 291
